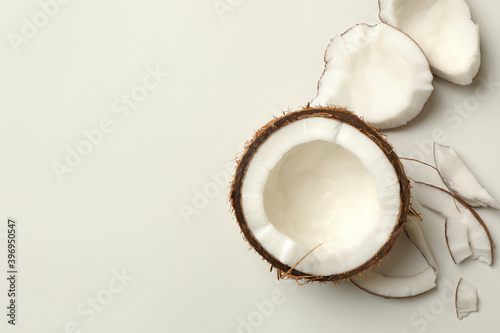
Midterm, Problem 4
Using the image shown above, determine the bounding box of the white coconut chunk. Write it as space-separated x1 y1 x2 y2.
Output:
379 0 480 85
445 219 472 264
405 215 438 271
456 278 478 319
242 116 402 276
311 23 433 130
413 182 493 265
434 143 500 209
350 266 436 298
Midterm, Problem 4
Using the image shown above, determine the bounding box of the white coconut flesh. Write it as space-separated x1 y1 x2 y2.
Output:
241 116 402 276
350 266 436 298
351 213 438 298
379 0 480 85
311 23 433 130
413 182 492 265
446 218 472 264
456 278 478 319
408 191 438 269
434 143 500 209
405 215 438 271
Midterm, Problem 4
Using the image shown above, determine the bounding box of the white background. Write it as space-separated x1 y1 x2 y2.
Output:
0 0 499 332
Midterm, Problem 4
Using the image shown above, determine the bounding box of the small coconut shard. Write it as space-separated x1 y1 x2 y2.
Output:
413 182 493 265
379 0 480 85
434 143 500 209
311 23 433 130
405 215 438 271
230 107 411 282
456 278 478 319
350 266 436 298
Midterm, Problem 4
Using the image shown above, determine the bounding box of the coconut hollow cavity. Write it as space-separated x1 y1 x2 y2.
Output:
230 107 411 282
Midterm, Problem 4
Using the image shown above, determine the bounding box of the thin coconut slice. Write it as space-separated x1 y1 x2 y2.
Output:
413 182 493 265
405 215 438 271
230 107 410 282
456 278 478 319
350 266 436 299
445 219 472 264
351 207 438 298
407 190 438 269
311 23 433 130
434 143 500 209
379 0 480 85
410 189 425 214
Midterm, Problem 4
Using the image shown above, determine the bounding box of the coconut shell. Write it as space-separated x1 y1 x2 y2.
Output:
230 106 411 282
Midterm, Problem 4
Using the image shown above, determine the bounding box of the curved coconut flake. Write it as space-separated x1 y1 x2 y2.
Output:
410 189 425 214
379 0 480 85
413 182 493 265
350 266 436 298
434 143 500 209
311 23 433 130
405 215 438 271
231 107 410 282
456 278 478 319
445 219 472 264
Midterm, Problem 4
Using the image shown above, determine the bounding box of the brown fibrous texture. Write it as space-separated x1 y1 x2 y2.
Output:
230 106 411 283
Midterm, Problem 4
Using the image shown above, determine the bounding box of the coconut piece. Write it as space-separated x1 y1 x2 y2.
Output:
434 143 500 209
379 0 480 85
350 266 436 298
405 215 438 271
311 23 433 130
413 182 493 265
351 210 438 298
230 107 410 282
410 189 425 214
456 278 478 319
445 219 472 264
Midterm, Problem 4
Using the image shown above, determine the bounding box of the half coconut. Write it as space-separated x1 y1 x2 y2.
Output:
230 107 410 282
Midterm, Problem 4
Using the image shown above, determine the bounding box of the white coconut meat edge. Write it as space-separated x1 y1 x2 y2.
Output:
456 278 478 319
350 266 436 298
434 143 500 209
241 117 401 276
379 0 480 85
311 23 433 130
413 182 492 265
